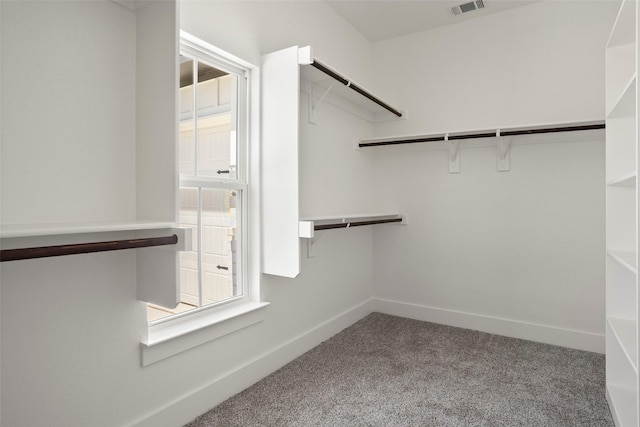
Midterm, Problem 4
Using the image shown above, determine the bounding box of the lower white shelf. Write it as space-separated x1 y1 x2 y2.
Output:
608 250 637 273
0 221 192 309
608 317 638 372
299 213 405 238
607 171 637 187
607 384 638 427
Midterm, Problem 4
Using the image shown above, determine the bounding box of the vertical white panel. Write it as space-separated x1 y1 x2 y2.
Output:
136 247 180 308
261 46 301 277
136 0 179 222
135 1 180 306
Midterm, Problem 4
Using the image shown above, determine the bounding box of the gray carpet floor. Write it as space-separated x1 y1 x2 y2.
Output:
185 313 613 426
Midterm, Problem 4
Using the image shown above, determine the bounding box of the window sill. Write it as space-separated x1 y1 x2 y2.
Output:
141 300 270 366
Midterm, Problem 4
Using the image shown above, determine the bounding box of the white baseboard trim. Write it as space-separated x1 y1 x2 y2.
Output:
372 297 605 354
131 297 604 426
131 298 375 427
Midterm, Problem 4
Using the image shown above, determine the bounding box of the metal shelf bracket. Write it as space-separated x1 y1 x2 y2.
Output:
496 131 512 172
447 134 461 173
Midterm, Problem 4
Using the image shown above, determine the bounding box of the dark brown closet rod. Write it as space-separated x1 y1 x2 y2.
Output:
0 234 178 262
310 61 404 118
314 217 403 231
358 123 606 148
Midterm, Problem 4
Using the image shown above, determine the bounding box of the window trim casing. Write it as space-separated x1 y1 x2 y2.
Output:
142 31 264 365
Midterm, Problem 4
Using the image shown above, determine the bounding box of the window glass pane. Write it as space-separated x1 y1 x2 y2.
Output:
201 188 241 305
197 114 232 177
195 62 237 179
150 186 241 321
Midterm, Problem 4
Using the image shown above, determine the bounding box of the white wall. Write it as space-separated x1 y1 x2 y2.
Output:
1 1 378 426
1 1 137 225
369 1 618 352
180 0 374 90
372 1 617 136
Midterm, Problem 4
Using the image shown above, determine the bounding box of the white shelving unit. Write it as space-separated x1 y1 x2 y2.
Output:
0 2 186 309
261 45 404 278
606 1 639 426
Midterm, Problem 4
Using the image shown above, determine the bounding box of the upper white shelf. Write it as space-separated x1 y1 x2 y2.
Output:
608 74 637 119
299 48 403 122
608 0 637 48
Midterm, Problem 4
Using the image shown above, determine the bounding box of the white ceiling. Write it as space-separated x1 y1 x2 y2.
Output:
326 0 541 42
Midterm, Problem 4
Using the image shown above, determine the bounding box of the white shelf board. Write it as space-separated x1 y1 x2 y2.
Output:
358 120 605 145
608 74 637 119
0 221 177 239
607 250 637 273
300 63 402 121
300 213 402 223
607 384 638 427
607 0 637 48
607 171 637 187
299 213 405 238
608 316 638 372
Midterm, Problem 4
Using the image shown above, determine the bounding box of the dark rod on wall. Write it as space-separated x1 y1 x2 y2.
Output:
0 234 179 262
314 217 403 231
359 122 606 148
310 60 404 118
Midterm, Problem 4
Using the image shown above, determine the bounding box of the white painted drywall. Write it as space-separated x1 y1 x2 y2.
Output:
369 1 618 350
372 1 617 136
1 0 137 225
1 1 377 426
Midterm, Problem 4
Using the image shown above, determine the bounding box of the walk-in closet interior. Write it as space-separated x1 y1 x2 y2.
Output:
0 0 638 426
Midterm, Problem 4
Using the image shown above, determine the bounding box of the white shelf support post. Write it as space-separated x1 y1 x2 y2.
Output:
262 46 303 278
496 131 512 172
447 134 460 173
136 227 192 308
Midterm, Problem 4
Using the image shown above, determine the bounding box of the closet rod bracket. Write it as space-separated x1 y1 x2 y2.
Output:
496 131 512 172
308 81 336 124
447 134 461 173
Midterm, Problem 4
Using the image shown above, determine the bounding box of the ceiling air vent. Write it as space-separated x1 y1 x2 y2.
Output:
450 0 485 15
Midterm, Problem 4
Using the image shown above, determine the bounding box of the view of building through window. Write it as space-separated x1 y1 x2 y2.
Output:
148 54 245 322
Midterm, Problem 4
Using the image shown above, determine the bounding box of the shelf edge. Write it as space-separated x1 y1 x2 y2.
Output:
607 316 638 373
607 250 637 273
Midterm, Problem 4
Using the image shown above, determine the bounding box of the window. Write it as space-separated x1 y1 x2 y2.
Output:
147 35 250 323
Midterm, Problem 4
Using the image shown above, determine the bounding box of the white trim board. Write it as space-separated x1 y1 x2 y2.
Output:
372 298 605 354
129 299 375 427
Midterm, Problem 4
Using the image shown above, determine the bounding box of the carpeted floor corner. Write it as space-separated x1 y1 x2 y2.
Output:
184 313 613 426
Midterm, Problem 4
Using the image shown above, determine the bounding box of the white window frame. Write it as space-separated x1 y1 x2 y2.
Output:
141 32 266 366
